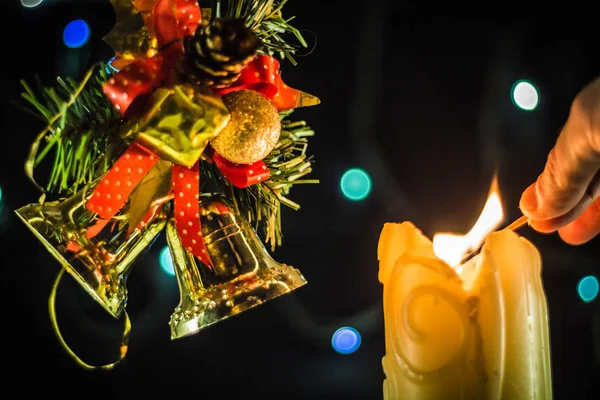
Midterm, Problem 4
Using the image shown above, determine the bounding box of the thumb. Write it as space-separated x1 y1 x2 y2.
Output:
520 96 600 226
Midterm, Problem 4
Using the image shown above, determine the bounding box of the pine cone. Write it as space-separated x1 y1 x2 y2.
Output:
178 18 263 88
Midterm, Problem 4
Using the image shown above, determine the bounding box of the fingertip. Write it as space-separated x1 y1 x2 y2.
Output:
519 183 538 216
557 203 600 245
557 227 589 246
528 219 559 234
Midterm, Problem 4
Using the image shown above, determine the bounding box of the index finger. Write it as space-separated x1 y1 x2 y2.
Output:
520 97 600 221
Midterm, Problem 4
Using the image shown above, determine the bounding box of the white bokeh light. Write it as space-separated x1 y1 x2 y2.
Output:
511 80 539 111
21 0 45 8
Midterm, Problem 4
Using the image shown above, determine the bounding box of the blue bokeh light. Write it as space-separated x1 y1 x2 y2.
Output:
105 57 119 74
63 20 91 49
159 246 175 276
331 326 361 355
577 275 599 303
340 168 371 201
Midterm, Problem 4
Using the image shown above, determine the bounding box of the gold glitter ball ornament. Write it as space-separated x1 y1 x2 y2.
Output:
210 90 281 164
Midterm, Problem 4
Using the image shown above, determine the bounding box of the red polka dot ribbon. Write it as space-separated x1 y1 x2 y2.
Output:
172 162 211 265
85 143 214 267
153 0 202 47
86 143 159 218
104 56 166 115
84 143 271 267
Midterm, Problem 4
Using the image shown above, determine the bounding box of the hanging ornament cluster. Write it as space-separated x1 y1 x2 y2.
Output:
15 0 320 369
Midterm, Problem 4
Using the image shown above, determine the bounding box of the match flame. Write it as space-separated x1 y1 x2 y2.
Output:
432 177 504 268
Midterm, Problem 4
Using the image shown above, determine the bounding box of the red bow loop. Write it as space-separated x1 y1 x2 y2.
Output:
103 0 202 116
103 56 165 114
212 151 270 188
215 54 303 111
153 0 202 47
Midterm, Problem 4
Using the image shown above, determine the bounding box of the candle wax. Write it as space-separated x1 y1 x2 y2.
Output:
378 222 552 399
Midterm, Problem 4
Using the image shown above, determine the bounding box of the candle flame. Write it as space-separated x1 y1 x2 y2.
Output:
432 177 504 268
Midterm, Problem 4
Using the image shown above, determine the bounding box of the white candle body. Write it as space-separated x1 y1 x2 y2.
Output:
378 222 552 399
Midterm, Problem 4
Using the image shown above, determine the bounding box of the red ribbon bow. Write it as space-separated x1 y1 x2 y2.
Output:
216 54 306 112
103 0 201 116
92 0 216 265
91 0 304 266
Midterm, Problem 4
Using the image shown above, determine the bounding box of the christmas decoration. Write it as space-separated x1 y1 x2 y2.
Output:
15 0 319 369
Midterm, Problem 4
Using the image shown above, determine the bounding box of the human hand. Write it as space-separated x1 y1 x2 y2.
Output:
519 77 600 245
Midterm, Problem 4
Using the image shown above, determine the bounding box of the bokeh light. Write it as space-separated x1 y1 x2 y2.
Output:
21 0 45 8
511 80 539 111
331 326 361 355
159 246 175 276
105 56 119 74
340 168 371 201
577 275 599 303
63 20 91 49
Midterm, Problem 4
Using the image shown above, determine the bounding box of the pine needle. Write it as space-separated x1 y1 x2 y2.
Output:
17 65 125 197
202 110 317 250
224 0 307 65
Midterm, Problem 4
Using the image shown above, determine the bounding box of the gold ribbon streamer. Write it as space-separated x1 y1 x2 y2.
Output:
48 269 131 370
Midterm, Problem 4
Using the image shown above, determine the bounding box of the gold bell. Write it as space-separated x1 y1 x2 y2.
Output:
166 195 307 339
15 185 169 319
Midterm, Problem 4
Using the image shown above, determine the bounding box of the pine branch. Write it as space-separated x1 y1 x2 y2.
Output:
201 110 317 250
223 0 307 65
18 65 125 196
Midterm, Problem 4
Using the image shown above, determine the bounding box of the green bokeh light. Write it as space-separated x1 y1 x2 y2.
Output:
340 168 371 201
159 246 175 276
577 275 599 303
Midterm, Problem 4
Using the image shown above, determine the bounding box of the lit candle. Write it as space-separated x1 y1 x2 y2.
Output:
378 180 553 399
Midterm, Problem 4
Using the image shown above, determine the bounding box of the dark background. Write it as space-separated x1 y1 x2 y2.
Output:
1 1 600 398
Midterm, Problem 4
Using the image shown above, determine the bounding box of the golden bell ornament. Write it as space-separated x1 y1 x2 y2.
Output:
166 195 307 339
15 185 169 319
209 89 281 165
